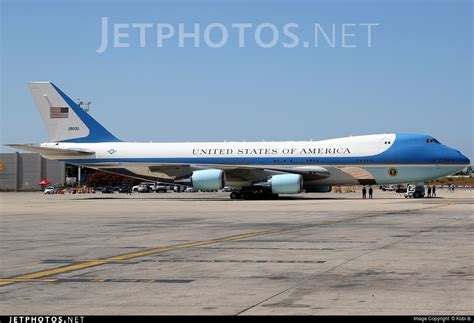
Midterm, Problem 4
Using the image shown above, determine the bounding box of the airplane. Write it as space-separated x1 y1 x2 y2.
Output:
7 81 470 199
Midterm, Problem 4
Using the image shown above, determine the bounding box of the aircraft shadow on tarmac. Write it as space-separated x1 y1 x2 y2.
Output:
76 195 432 201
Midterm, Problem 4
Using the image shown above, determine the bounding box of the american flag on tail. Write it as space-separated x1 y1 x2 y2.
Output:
50 107 69 118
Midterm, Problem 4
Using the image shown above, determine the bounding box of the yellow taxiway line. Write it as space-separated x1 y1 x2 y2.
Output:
0 228 283 287
1 203 450 287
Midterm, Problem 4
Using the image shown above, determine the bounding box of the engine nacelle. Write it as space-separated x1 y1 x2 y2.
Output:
271 174 303 194
191 169 226 190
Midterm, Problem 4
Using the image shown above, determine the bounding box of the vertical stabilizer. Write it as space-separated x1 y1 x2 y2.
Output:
29 81 121 142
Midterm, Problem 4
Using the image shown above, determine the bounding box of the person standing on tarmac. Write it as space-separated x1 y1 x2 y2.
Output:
427 186 432 198
368 186 373 199
362 186 367 199
432 185 436 197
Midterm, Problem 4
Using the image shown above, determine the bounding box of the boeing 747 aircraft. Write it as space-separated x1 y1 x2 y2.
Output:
7 82 470 199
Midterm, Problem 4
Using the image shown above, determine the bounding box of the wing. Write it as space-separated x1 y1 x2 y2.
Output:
94 163 330 185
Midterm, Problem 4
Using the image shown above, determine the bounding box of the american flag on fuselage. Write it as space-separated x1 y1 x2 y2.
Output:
50 107 69 118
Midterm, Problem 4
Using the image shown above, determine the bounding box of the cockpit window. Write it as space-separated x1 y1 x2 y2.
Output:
426 138 441 144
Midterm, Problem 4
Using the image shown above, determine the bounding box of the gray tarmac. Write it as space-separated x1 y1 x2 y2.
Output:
0 189 473 315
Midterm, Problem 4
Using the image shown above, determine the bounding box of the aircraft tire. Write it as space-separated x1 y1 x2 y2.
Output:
230 192 240 199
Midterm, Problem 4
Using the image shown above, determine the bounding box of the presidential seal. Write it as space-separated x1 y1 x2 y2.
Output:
388 168 398 176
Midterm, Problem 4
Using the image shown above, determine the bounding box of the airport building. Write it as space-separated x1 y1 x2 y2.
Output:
0 153 66 191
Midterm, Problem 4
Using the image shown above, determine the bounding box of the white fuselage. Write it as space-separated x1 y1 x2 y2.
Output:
38 133 468 187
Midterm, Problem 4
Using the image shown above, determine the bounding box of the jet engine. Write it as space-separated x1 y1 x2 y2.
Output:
270 174 303 194
191 169 226 190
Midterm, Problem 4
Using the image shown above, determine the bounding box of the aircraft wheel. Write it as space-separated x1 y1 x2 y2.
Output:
230 192 240 199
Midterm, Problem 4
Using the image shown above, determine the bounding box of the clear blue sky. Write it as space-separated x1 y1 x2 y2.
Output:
1 0 472 160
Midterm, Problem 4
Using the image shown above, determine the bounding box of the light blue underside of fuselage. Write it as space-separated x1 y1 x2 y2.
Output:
359 166 462 184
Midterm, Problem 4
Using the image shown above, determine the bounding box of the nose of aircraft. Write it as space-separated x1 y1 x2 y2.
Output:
434 144 470 165
460 153 470 165
453 148 470 165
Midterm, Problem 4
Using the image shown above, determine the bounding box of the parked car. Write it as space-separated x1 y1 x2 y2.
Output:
147 182 163 191
147 183 157 191
184 187 197 193
172 185 185 192
118 184 131 193
137 184 151 193
44 186 57 194
101 186 114 194
132 182 148 192
155 184 168 193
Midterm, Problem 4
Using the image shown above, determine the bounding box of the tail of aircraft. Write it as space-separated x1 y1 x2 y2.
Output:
28 81 121 143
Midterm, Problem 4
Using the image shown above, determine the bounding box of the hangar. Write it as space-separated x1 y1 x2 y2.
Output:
0 152 65 191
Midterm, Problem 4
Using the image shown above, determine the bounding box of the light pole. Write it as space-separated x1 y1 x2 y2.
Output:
78 166 82 188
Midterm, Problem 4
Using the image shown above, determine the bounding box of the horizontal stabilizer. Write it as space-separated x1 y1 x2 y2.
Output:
6 144 95 156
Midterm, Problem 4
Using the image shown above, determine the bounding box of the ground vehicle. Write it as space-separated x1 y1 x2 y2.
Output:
172 185 187 192
184 187 197 193
118 184 131 193
155 184 168 193
44 186 57 194
132 183 149 192
148 183 157 190
146 182 167 192
380 185 396 191
405 184 425 198
395 185 407 193
137 183 151 193
101 186 114 194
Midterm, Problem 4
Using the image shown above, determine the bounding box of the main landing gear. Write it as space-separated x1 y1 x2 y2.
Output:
229 189 279 200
